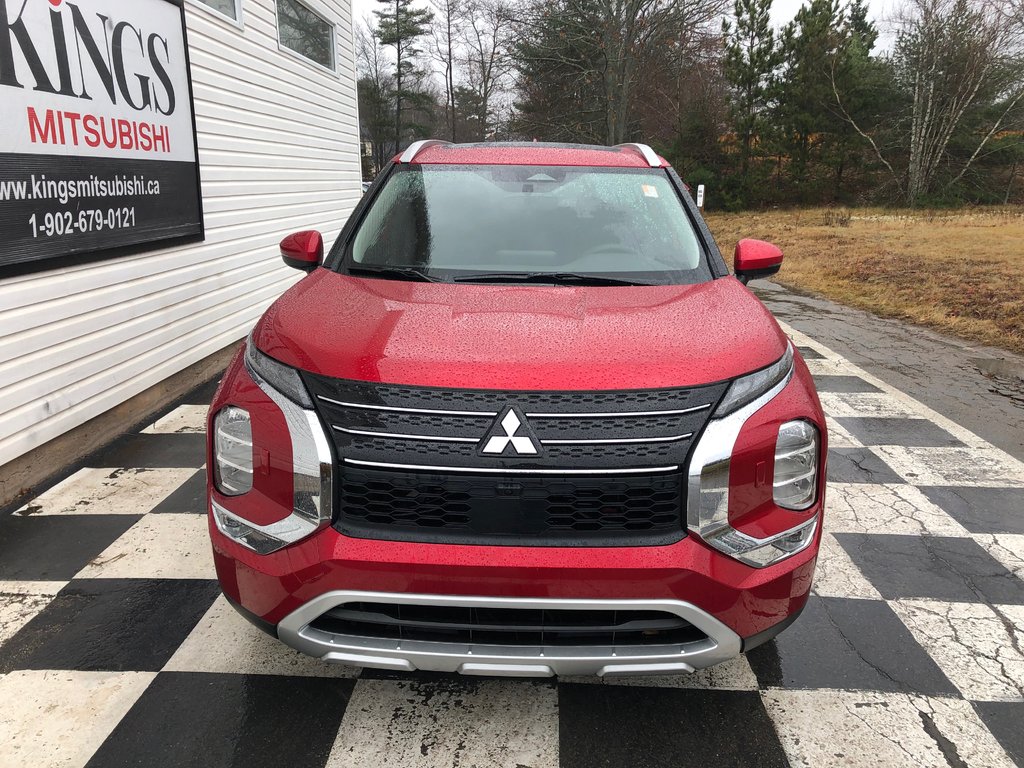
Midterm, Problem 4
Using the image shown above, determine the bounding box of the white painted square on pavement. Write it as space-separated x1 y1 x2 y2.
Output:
142 405 208 434
762 689 1016 768
819 392 919 419
75 514 214 580
824 483 970 537
15 467 196 516
326 678 559 768
0 670 155 768
972 533 1024 582
164 596 359 678
0 581 66 647
891 600 1024 702
810 533 883 600
874 446 1024 487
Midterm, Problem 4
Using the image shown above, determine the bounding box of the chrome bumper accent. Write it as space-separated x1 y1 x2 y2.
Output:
276 591 742 678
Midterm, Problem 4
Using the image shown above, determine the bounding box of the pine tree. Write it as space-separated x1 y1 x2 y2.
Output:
722 0 779 177
376 0 435 151
775 0 845 199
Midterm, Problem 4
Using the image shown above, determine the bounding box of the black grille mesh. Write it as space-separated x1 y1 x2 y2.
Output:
310 603 708 646
338 467 685 546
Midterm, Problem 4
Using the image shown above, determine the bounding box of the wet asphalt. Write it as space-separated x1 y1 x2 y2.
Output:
755 281 1024 462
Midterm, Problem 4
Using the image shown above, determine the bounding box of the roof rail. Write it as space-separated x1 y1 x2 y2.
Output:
614 143 662 168
399 139 453 163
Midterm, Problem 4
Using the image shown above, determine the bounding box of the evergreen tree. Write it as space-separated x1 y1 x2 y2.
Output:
376 0 435 151
722 0 779 177
774 0 846 200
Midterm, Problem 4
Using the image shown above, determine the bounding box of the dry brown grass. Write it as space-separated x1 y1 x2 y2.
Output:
706 207 1024 355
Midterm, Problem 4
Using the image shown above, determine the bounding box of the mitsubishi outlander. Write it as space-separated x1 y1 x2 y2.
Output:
206 141 826 678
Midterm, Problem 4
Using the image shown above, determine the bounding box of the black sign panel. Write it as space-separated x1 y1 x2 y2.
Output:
0 0 203 274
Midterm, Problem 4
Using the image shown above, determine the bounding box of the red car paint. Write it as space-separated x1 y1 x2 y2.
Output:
253 274 788 391
207 142 827 674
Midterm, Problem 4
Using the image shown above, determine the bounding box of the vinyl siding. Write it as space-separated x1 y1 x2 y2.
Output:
0 0 360 467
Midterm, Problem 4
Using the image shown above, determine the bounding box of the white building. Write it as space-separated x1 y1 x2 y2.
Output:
0 0 361 499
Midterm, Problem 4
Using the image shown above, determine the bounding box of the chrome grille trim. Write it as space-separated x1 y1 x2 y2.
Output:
335 428 695 447
317 395 497 418
343 458 680 475
526 404 712 419
541 433 693 446
317 395 713 421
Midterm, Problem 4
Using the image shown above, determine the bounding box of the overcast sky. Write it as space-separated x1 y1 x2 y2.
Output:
350 0 898 53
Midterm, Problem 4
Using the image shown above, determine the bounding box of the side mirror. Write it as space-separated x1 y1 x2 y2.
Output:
280 230 323 273
734 239 783 285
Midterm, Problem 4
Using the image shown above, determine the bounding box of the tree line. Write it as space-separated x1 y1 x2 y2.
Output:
357 0 1024 207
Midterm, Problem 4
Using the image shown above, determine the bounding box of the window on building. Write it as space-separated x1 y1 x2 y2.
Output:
277 0 335 70
195 0 240 21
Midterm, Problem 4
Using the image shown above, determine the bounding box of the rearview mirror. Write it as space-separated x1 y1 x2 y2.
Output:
734 239 783 285
280 230 323 273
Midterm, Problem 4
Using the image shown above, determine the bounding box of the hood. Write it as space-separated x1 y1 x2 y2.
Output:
253 271 789 391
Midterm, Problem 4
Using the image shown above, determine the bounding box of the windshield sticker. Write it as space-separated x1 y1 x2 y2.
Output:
642 184 659 198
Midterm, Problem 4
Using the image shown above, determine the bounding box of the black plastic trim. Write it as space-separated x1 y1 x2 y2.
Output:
740 600 807 652
223 592 278 637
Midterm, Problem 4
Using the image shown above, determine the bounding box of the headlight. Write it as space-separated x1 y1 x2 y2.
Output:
774 420 819 510
244 333 313 407
687 344 819 568
213 407 253 496
714 344 793 417
212 335 332 555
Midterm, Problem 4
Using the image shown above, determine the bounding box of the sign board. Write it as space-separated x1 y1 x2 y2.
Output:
696 184 705 209
0 0 203 273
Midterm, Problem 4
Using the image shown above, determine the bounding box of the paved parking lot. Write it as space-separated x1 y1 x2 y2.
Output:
1 321 1022 768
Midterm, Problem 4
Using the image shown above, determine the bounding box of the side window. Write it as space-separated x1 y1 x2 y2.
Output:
277 0 335 70
193 0 241 21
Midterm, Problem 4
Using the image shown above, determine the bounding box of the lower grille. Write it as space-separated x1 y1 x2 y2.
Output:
310 602 708 647
336 466 685 546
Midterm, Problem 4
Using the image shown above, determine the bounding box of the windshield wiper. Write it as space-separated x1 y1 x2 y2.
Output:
453 272 650 286
347 265 439 282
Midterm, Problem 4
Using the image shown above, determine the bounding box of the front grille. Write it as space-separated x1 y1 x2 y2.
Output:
301 374 728 545
338 466 685 545
309 602 708 647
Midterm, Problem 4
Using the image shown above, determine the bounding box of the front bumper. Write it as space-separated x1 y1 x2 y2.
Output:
210 514 819 676
274 590 742 677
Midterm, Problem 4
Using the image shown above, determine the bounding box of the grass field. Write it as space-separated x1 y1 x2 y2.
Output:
706 207 1024 356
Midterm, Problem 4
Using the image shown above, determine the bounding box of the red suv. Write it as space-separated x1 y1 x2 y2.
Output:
207 141 826 678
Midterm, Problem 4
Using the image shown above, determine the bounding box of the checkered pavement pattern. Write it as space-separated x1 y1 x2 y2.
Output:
1 324 1023 768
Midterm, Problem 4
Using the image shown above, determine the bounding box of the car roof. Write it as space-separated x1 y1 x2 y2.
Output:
399 141 669 168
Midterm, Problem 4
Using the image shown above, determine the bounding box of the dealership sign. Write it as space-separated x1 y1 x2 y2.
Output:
0 0 202 272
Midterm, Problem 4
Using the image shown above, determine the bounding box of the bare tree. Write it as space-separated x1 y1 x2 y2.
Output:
902 0 1024 200
516 0 728 145
836 0 1024 203
459 0 516 138
356 16 396 170
430 0 467 141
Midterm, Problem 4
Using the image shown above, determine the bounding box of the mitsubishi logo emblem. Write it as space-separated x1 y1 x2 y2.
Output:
481 408 539 456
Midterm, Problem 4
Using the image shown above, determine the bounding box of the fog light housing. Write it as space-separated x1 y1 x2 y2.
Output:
214 407 253 496
774 420 819 510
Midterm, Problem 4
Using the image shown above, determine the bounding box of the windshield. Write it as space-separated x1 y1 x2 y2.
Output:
337 165 711 285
